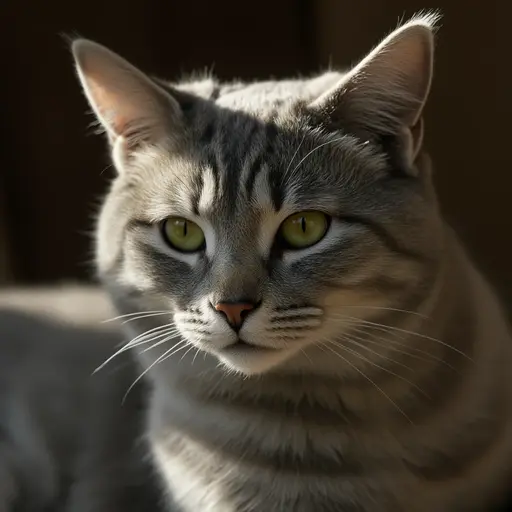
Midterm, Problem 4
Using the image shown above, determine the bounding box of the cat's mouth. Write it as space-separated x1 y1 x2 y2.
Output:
217 338 289 375
222 339 281 354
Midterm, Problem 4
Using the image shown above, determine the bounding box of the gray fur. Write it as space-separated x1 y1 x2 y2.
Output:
74 11 511 511
0 288 164 511
71 11 512 512
0 10 510 512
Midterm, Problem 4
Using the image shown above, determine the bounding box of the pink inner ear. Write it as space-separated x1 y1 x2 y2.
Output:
87 78 128 136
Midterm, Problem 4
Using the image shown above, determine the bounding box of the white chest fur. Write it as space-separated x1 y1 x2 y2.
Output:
152 432 239 512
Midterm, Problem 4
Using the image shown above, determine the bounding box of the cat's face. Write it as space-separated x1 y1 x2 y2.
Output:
74 14 443 375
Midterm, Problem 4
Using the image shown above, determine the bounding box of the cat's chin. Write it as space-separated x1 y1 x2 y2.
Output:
217 341 290 375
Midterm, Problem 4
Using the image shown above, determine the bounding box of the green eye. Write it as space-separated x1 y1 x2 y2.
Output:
279 211 329 249
162 217 205 253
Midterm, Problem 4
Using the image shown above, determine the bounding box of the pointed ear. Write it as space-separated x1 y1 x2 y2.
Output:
309 13 439 169
72 39 181 160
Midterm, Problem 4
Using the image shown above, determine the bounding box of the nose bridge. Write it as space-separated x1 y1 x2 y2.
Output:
209 215 263 301
212 250 263 303
218 258 262 300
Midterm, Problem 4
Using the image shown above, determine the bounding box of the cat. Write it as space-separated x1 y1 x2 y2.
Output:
0 10 510 512
68 10 512 511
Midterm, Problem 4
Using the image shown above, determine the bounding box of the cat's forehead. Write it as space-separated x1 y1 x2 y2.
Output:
187 109 383 214
130 106 384 223
190 114 323 215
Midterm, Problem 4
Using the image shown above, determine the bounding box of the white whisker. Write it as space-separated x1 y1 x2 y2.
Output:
347 324 460 373
140 334 182 354
121 312 172 324
300 348 313 365
127 328 180 351
102 310 170 323
179 345 197 363
334 338 429 399
289 136 345 178
192 347 202 365
156 343 190 366
123 340 191 403
125 324 176 348
94 325 177 373
283 131 307 179
320 340 413 424
339 305 428 318
333 314 473 361
340 334 414 373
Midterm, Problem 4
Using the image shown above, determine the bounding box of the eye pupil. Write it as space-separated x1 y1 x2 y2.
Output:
162 217 205 253
279 211 329 250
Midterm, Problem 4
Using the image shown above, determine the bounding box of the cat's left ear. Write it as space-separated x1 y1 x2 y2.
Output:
309 13 439 173
72 39 182 163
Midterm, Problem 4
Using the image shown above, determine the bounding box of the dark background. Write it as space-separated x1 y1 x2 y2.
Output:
1 2 509 306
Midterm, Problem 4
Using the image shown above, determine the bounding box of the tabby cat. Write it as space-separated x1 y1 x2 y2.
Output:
71 11 512 512
0 11 510 512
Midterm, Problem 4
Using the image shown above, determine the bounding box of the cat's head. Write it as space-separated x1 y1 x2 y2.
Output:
73 13 444 376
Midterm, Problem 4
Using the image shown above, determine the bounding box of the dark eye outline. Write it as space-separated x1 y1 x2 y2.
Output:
275 211 331 251
160 217 206 253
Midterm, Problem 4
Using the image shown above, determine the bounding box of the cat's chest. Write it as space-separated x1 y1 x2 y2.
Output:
152 432 238 512
149 425 408 512
147 383 407 511
151 433 314 512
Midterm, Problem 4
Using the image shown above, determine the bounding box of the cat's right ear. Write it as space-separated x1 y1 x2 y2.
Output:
72 39 181 162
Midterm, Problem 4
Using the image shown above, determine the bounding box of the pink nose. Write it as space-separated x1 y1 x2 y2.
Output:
215 302 255 328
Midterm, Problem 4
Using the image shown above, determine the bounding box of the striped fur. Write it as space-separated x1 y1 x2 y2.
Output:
73 12 512 512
